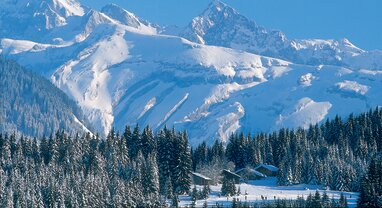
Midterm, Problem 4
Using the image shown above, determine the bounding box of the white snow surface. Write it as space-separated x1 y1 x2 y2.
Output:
275 98 332 130
299 73 315 86
72 114 93 136
138 98 157 119
2 0 382 145
192 172 212 180
179 178 358 207
335 80 370 95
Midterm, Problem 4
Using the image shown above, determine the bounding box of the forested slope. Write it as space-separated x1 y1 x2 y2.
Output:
0 57 91 137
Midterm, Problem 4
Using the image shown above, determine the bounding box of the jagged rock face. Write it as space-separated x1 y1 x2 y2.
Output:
179 1 374 68
0 0 85 41
181 1 287 54
1 0 382 145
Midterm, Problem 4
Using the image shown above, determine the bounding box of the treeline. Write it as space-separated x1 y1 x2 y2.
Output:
0 126 191 207
192 108 382 193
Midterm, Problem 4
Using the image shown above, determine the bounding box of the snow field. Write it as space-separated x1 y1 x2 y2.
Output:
179 177 358 207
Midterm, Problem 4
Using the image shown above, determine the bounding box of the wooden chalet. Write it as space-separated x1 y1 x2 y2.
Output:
254 164 279 177
235 167 267 180
221 169 241 184
192 172 212 186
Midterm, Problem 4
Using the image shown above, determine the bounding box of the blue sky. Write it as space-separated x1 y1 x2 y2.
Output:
79 0 382 50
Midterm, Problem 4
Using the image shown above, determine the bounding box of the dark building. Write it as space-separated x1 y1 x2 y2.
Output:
235 167 266 181
254 164 279 177
222 169 241 184
192 172 212 186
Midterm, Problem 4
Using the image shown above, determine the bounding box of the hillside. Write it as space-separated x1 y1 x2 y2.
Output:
0 57 91 137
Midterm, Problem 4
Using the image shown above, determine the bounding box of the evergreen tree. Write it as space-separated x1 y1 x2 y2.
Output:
312 190 321 208
306 193 314 208
202 184 211 199
157 128 173 197
221 174 236 196
321 191 331 208
131 124 142 158
173 132 192 195
191 186 198 202
142 153 160 204
123 126 133 152
358 155 382 208
141 126 155 157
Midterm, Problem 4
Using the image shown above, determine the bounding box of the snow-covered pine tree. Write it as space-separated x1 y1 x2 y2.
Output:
191 185 198 202
123 126 133 153
202 184 211 199
131 124 142 158
173 131 192 195
157 128 173 197
358 155 382 208
221 174 236 196
142 153 160 205
141 126 156 157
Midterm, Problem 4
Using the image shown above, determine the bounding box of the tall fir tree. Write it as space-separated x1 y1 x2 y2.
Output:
358 155 382 208
173 132 192 195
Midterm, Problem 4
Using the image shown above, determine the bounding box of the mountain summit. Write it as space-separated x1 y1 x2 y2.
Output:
181 1 289 56
180 1 380 69
0 0 85 40
101 4 157 33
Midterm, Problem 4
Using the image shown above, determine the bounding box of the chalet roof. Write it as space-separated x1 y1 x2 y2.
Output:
192 172 212 181
235 168 267 178
222 169 241 178
254 164 279 172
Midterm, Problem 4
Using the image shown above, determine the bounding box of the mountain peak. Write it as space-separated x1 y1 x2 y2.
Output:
209 0 228 10
47 0 85 17
101 3 142 28
0 0 85 40
84 9 113 25
203 0 240 19
0 0 85 17
179 1 367 67
181 0 258 44
102 3 133 16
101 3 157 33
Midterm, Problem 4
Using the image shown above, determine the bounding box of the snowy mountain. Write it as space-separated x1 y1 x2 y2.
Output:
0 0 86 42
179 1 382 70
101 4 159 33
1 0 382 145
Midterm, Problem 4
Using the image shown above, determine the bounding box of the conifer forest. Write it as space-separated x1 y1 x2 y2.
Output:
0 109 381 207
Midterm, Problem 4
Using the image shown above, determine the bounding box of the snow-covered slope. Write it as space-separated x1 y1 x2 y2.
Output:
1 0 382 145
178 1 382 70
179 177 358 207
